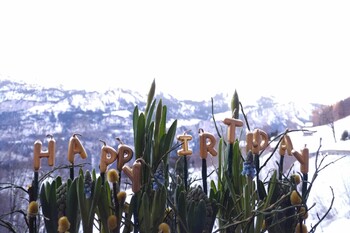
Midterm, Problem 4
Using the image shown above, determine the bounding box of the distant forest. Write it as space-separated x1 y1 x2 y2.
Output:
312 97 350 126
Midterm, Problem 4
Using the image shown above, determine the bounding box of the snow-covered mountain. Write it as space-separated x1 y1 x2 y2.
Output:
0 79 322 170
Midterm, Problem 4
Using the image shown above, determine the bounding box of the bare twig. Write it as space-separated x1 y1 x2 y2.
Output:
239 101 250 131
0 183 28 193
309 187 335 233
211 97 223 143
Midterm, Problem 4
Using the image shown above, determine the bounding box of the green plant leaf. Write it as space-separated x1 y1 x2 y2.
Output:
77 174 89 232
266 170 278 207
223 171 242 215
145 99 157 130
139 192 150 233
151 186 166 230
133 106 139 142
176 190 188 232
66 178 80 233
159 119 177 162
96 181 111 233
154 99 163 150
89 176 102 228
40 182 55 233
232 140 242 196
159 105 167 141
135 113 145 159
145 79 155 116
188 199 206 233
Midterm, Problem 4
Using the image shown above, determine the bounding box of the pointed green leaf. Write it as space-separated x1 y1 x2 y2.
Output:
145 99 157 130
66 178 80 233
159 105 167 140
48 180 58 232
135 113 145 159
159 120 177 163
257 179 267 201
133 106 139 142
77 174 89 232
223 171 242 215
139 192 150 232
232 140 242 195
40 182 55 233
176 190 188 232
154 99 163 146
145 79 155 116
151 186 166 228
265 170 277 208
88 176 102 230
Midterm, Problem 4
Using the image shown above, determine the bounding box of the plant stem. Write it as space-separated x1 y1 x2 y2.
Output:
302 173 308 199
100 172 105 184
29 171 38 233
133 195 139 233
278 155 284 180
70 164 74 180
29 217 36 233
254 153 260 175
112 182 120 233
32 171 38 201
118 170 122 185
228 143 233 178
184 155 188 191
202 158 207 194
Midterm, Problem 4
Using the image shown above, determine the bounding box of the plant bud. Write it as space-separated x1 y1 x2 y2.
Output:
58 216 70 233
27 201 39 217
295 223 307 233
108 215 118 230
299 207 308 220
158 222 171 233
291 174 301 185
123 203 130 213
117 191 127 205
107 169 119 183
290 190 302 205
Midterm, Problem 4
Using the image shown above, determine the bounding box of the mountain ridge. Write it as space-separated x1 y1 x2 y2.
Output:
0 79 322 170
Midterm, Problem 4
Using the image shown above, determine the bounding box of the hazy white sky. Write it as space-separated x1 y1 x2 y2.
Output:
0 1 349 104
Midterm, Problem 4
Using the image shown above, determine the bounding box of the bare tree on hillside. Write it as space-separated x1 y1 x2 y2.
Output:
322 105 337 143
312 105 337 143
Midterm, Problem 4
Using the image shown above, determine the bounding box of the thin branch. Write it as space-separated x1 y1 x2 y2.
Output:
38 162 90 182
0 183 28 193
309 187 335 233
211 97 223 143
239 101 250 131
0 219 17 233
318 155 345 173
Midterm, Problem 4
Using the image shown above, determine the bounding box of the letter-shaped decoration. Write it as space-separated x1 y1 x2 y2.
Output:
122 159 142 193
199 129 217 159
292 145 309 174
245 129 268 155
99 141 118 173
177 132 193 156
67 134 87 164
117 144 133 171
279 134 293 156
33 135 56 171
223 118 244 144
